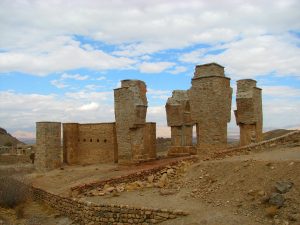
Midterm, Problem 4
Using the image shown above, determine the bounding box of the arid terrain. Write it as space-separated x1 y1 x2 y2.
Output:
0 130 299 225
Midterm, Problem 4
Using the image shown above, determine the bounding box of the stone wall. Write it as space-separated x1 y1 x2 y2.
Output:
33 186 187 225
235 79 263 146
71 156 197 195
0 154 31 165
188 63 232 152
63 123 118 165
214 130 300 158
114 80 156 162
165 90 196 156
36 122 62 171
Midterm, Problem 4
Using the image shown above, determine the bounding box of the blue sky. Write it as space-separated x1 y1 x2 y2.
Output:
0 0 300 139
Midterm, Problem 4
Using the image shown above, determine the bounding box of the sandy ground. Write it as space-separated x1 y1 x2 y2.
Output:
25 156 190 195
2 146 299 225
0 200 72 225
80 146 300 225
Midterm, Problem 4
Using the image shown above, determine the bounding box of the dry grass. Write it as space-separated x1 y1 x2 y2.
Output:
0 176 31 208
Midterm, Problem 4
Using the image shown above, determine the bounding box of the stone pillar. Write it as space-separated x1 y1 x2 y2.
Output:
166 90 196 156
188 63 232 153
114 80 156 162
234 79 263 146
36 122 62 171
63 123 79 164
144 123 156 159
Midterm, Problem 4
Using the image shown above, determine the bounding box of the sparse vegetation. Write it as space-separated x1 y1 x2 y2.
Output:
0 177 31 208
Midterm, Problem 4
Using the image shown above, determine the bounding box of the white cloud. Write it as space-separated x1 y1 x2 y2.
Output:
50 79 68 89
78 102 99 111
61 73 89 80
84 84 103 91
96 76 106 81
0 91 114 133
179 49 207 63
182 35 300 79
168 66 187 74
0 37 135 75
139 62 175 73
147 89 171 100
1 0 298 57
262 86 300 98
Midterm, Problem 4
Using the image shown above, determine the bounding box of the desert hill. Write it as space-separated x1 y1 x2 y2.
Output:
263 129 296 141
0 127 23 146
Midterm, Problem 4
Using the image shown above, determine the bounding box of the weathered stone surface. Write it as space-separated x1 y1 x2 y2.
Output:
36 122 62 171
275 181 294 194
166 90 196 156
234 79 263 146
114 80 156 162
269 193 285 207
63 123 118 165
188 63 232 152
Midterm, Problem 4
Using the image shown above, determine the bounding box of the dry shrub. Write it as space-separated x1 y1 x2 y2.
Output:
0 177 31 208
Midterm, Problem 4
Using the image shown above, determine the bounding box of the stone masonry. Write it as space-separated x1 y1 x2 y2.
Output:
234 79 263 146
114 80 156 162
63 123 118 165
35 122 62 171
165 90 196 156
188 63 232 152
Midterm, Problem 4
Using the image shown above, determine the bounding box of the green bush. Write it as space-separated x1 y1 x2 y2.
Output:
0 177 31 208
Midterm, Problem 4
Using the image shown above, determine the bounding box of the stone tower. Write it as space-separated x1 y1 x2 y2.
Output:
114 80 156 162
36 122 62 171
165 90 196 156
234 79 263 146
188 63 232 152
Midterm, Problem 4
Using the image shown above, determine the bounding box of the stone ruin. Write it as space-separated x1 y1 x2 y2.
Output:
35 80 156 170
114 80 156 163
165 90 196 156
188 63 233 153
35 63 263 171
234 79 263 146
165 63 235 155
35 122 61 171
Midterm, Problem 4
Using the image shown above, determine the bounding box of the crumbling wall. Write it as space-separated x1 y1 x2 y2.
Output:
165 90 196 156
114 80 156 162
188 63 232 152
36 122 62 171
234 79 263 146
63 123 117 165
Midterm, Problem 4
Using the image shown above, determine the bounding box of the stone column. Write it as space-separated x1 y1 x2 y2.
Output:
234 79 263 146
36 122 62 171
188 63 232 153
166 90 196 156
114 80 156 162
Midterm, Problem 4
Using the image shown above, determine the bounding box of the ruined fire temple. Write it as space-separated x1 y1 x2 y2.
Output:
234 79 263 146
35 62 263 171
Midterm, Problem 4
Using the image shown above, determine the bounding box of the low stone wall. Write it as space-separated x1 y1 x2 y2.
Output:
33 187 187 225
71 156 197 195
0 154 31 165
214 130 300 158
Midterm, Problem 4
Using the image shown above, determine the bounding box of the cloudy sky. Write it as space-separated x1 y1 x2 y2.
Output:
0 0 299 140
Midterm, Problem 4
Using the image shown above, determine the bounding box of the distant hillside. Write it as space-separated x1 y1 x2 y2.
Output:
0 127 23 146
263 129 296 141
